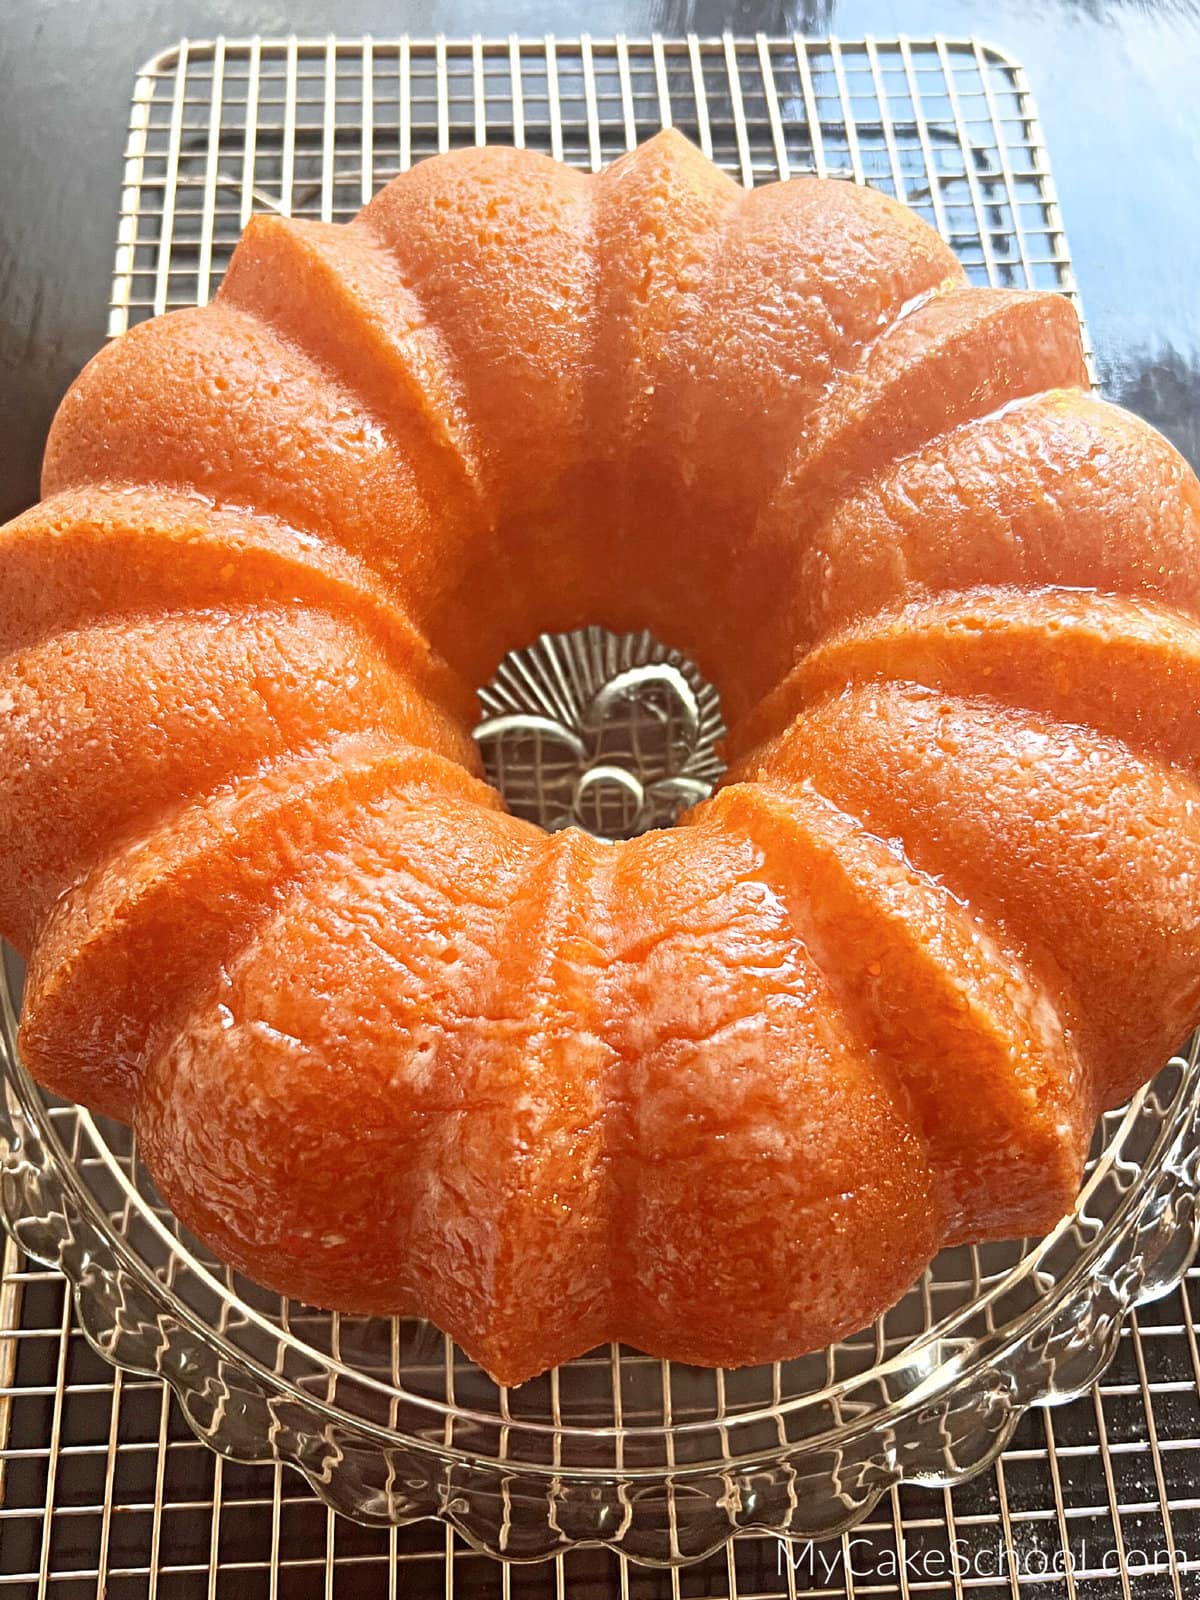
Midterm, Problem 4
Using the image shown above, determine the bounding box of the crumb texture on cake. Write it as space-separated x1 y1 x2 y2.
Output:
4 130 1200 1385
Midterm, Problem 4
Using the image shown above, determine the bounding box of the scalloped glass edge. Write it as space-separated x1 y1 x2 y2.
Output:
2 992 1199 1565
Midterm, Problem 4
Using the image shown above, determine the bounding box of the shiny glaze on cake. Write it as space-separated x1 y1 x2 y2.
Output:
3 131 1200 1384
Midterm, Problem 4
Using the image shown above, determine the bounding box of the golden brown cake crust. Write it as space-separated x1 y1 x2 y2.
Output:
4 130 1200 1385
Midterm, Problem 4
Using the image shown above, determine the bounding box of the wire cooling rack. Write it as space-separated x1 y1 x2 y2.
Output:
3 30 1194 1599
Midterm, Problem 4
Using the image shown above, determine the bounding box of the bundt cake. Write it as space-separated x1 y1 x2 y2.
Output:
4 129 1200 1385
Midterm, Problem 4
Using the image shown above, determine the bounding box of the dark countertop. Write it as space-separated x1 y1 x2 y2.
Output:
2 0 1197 524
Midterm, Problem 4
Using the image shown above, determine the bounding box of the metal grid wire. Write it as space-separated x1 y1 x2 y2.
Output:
0 30 1187 1597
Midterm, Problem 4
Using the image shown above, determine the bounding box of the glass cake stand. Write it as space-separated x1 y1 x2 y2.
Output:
2 628 1199 1566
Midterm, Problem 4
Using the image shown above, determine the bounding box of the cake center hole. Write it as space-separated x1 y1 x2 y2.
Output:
474 627 726 841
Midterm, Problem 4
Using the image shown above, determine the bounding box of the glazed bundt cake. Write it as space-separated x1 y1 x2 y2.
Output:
4 129 1200 1385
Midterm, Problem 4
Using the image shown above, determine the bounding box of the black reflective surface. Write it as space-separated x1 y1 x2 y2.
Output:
1 0 1197 522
